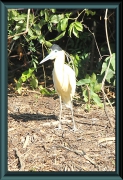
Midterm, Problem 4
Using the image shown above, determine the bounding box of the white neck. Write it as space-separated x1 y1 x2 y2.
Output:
53 50 65 84
54 50 65 72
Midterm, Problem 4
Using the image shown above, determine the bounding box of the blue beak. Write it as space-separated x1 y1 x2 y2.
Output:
39 51 55 64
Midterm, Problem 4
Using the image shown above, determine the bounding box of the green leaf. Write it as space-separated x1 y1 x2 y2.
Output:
45 41 52 48
50 14 64 23
68 22 74 37
38 35 45 44
93 84 102 93
29 68 35 74
85 74 90 79
49 31 66 42
28 28 34 36
17 87 22 94
16 78 22 89
57 22 61 32
15 25 20 30
50 15 59 23
29 14 35 24
83 89 88 102
60 18 68 31
101 54 115 84
74 66 78 77
105 69 114 83
48 23 52 32
18 20 24 23
90 73 96 82
72 27 79 38
29 36 38 41
110 53 115 72
76 79 90 86
21 68 35 81
39 86 50 95
113 80 115 86
91 91 101 102
51 9 56 13
30 76 38 89
92 95 102 106
101 56 111 74
21 75 27 82
74 21 83 31
40 19 46 27
65 12 72 18
16 78 22 94
75 54 80 61
45 10 49 22
13 35 20 40
85 9 96 16
34 24 41 35
40 10 44 16
12 13 27 21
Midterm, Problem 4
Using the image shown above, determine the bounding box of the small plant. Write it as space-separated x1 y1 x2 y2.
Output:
100 53 115 86
16 67 38 94
76 73 102 111
39 85 56 96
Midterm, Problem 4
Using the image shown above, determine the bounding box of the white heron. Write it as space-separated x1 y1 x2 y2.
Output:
40 44 77 131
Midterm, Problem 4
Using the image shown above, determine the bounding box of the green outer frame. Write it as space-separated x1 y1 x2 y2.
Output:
0 1 121 180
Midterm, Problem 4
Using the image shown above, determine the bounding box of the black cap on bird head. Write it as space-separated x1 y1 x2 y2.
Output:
51 44 62 51
40 44 63 64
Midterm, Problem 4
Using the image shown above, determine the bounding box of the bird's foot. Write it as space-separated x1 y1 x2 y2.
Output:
71 126 78 132
55 123 62 131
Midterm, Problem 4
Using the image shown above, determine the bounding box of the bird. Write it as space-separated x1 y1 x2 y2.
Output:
40 44 77 131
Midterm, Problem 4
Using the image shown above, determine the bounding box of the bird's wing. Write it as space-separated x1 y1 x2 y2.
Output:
52 64 76 108
64 64 76 97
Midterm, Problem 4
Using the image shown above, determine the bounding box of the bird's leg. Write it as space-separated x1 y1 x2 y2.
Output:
70 103 77 131
58 96 62 129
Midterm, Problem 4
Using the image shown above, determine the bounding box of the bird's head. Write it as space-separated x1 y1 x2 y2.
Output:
39 44 63 64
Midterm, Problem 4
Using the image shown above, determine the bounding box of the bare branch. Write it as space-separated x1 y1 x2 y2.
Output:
101 9 115 127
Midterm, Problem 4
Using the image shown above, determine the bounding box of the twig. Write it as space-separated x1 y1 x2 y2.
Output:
42 120 72 127
14 148 25 171
23 134 30 148
8 149 30 166
86 84 90 105
98 137 115 144
8 9 30 39
102 91 115 114
8 41 16 56
83 24 102 61
41 44 47 88
90 21 96 70
55 145 98 169
101 9 115 127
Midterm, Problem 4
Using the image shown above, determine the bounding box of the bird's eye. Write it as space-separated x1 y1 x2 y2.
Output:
54 50 57 53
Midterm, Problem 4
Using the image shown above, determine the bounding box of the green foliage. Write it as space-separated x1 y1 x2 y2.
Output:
8 10 27 40
39 85 56 96
67 32 92 79
8 9 115 108
16 68 38 94
101 53 115 86
68 21 83 38
85 9 96 16
77 73 103 108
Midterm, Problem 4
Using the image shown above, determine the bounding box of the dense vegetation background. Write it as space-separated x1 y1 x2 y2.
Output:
8 8 115 111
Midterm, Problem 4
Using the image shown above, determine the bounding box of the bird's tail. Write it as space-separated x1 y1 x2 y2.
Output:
61 96 73 109
65 101 72 109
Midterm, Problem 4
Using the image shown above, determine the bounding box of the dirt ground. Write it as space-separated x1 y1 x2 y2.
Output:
8 87 115 172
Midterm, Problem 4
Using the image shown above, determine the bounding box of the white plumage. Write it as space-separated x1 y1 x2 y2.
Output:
40 44 77 131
